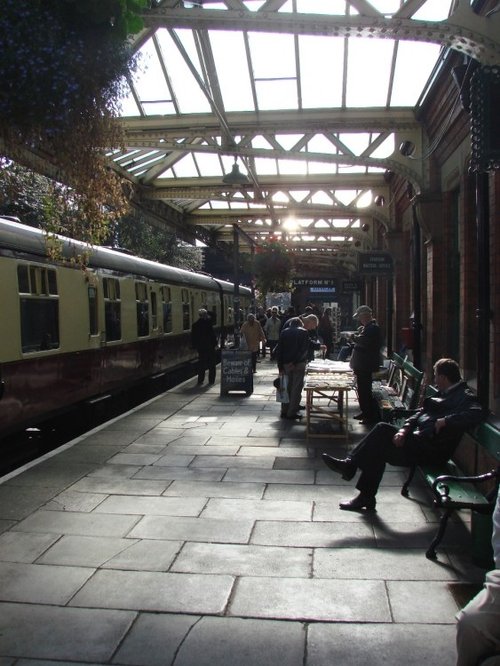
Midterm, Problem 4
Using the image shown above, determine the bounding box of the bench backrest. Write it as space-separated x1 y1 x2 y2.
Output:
401 360 424 410
453 421 500 495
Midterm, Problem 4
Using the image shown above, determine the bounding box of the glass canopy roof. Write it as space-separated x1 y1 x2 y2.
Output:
111 0 464 268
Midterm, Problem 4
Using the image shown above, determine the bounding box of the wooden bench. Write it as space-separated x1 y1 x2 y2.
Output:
372 354 424 422
401 421 500 562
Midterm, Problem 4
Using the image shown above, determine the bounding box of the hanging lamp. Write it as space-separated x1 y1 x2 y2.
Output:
222 159 250 185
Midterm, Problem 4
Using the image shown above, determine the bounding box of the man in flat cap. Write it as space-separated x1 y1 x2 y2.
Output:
350 305 382 424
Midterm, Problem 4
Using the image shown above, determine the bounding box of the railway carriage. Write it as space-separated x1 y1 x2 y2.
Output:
0 217 252 438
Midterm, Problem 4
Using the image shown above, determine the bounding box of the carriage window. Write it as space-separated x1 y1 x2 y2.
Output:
17 265 59 352
151 290 158 330
103 277 121 341
181 288 190 330
88 286 98 336
160 286 172 333
135 281 149 337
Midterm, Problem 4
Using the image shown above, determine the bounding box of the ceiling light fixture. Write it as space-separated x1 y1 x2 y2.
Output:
222 159 250 186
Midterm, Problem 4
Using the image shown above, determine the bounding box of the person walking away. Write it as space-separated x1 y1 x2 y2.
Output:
456 483 500 666
318 308 334 359
191 308 218 385
240 313 266 373
277 317 309 420
349 305 382 424
264 307 282 360
321 358 484 511
256 307 268 358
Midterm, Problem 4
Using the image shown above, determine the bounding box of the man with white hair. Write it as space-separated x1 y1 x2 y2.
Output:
349 305 382 425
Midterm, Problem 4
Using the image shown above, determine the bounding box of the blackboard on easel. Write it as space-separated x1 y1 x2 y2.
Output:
220 350 253 396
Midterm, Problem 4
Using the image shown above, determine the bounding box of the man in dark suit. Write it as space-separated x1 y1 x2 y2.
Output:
191 308 218 385
349 305 382 424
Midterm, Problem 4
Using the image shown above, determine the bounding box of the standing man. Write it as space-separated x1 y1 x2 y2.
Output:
191 308 218 386
350 305 382 425
264 307 282 360
277 317 310 421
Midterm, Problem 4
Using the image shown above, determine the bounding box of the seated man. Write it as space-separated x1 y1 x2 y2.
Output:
456 484 500 666
322 358 484 511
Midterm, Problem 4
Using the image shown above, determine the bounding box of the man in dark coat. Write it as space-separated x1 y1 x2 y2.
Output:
191 308 218 385
277 317 310 420
322 358 484 511
349 305 382 424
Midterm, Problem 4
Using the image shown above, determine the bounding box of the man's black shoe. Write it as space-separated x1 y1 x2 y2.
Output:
359 418 377 426
286 413 302 420
339 493 376 511
353 412 364 420
321 453 357 481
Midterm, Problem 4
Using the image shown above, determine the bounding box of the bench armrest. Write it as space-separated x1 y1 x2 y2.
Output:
432 467 499 501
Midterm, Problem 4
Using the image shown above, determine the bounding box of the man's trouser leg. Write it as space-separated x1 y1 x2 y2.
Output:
198 350 208 383
456 570 500 666
355 369 376 419
349 422 409 497
287 362 306 417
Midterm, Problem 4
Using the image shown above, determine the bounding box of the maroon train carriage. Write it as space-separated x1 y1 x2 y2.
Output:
0 217 251 438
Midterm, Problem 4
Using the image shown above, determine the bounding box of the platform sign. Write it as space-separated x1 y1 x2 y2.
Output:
358 252 394 275
293 278 337 288
342 280 361 293
220 350 253 396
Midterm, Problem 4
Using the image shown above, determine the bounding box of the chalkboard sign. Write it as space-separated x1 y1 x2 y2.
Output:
220 350 253 396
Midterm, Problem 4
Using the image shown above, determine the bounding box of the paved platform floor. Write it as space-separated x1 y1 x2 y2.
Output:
0 359 488 665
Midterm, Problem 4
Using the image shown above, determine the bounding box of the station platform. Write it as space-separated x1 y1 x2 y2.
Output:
0 358 487 666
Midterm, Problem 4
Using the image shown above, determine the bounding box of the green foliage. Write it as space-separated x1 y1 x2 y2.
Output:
0 161 202 270
0 0 148 257
253 242 294 296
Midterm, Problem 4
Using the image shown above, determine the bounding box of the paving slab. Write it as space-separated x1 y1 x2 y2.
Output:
173 616 306 666
102 539 182 571
201 497 312 521
229 576 391 621
93 494 207 516
11 510 140 537
251 519 375 548
111 612 199 666
163 480 265 499
70 569 234 614
0 602 135 662
306 622 457 666
129 515 254 543
0 561 94 604
171 542 312 577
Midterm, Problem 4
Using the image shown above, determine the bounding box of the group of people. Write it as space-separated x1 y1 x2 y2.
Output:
191 304 499 662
